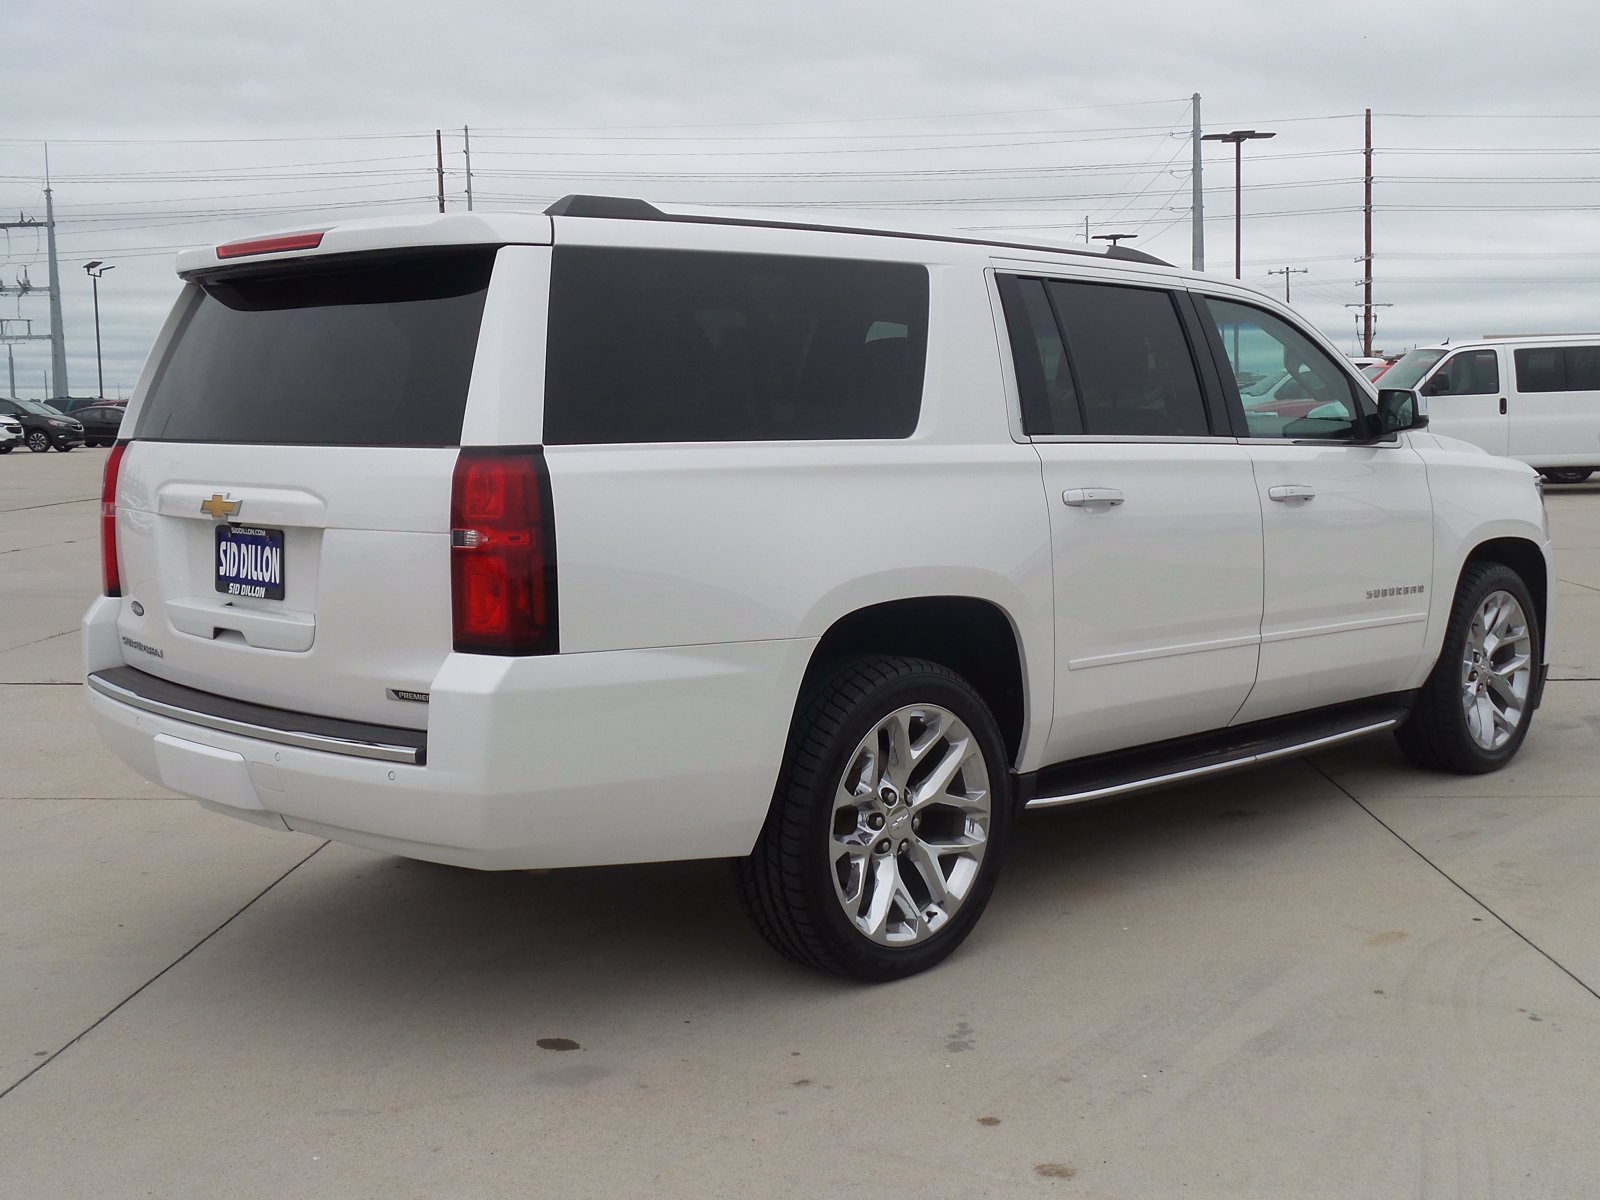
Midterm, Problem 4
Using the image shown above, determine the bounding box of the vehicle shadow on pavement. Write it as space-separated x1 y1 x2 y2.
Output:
152 757 1359 1020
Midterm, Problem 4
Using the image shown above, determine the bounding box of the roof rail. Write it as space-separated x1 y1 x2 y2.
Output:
542 194 1174 269
1104 244 1170 267
544 195 666 219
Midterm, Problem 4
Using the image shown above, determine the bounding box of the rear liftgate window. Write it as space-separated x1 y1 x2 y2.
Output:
135 249 496 446
543 247 929 443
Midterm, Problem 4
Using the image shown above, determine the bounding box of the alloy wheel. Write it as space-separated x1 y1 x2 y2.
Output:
827 702 992 947
1460 590 1533 752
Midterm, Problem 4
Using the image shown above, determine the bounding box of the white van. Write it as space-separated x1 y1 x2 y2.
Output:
1383 335 1600 483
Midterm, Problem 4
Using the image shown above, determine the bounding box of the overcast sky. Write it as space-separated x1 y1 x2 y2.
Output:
6 0 1600 400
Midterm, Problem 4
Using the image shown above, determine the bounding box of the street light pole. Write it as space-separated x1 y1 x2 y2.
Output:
1201 129 1276 279
83 261 114 400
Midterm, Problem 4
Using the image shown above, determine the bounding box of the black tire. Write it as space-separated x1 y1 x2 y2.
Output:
1539 469 1592 485
736 655 1011 981
0 445 11 454
55 442 73 452
25 430 50 453
1396 562 1541 774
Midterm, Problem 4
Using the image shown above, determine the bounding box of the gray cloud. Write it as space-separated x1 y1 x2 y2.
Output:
6 0 1599 398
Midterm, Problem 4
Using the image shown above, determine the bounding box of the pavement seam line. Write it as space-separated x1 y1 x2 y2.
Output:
0 629 78 655
0 497 98 515
1311 761 1600 1005
0 838 331 1104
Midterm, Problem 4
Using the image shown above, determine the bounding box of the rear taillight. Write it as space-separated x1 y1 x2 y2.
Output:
101 441 128 597
450 448 558 655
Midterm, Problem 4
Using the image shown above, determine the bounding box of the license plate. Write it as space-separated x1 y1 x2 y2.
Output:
215 524 285 600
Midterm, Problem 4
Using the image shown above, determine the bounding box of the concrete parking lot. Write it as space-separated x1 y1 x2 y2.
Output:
3 446 1598 1199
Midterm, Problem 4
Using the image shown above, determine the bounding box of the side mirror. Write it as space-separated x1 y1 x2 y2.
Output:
1377 387 1429 434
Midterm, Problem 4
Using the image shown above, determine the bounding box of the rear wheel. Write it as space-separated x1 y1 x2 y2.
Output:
1540 469 1592 485
737 655 1010 981
55 442 72 452
1396 562 1540 773
25 430 49 453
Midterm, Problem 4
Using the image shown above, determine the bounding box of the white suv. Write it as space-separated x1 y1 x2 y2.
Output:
84 196 1554 980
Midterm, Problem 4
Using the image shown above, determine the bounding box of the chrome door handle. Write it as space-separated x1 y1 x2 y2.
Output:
1062 487 1125 508
1268 484 1316 503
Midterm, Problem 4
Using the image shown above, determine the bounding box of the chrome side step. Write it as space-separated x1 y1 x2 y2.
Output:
1021 707 1406 811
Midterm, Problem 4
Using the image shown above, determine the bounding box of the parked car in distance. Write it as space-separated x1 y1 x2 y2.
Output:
74 402 128 447
85 196 1554 981
1384 335 1600 484
0 412 22 452
51 396 116 416
1361 360 1395 382
0 396 85 452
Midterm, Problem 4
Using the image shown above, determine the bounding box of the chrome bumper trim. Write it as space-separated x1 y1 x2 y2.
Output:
87 671 424 765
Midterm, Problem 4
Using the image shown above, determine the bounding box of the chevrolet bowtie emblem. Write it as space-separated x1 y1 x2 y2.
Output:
200 493 241 520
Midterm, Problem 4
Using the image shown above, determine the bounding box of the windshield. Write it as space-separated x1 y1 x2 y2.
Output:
15 398 63 416
1381 349 1447 390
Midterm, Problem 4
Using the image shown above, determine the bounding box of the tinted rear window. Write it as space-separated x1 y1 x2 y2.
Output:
135 249 495 446
543 247 928 444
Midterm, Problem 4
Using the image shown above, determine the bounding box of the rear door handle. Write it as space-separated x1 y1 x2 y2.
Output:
1500 397 1507 414
1062 487 1125 508
1268 484 1316 503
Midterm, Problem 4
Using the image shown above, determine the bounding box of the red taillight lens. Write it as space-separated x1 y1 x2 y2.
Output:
450 448 558 655
215 230 326 259
101 441 128 597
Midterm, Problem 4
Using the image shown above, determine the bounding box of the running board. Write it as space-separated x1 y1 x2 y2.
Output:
1018 697 1413 811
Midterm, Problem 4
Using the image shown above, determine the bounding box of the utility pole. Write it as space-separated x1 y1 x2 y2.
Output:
1191 94 1204 271
463 126 475 211
1362 108 1374 356
1346 301 1391 354
1267 266 1308 303
0 155 69 400
435 129 446 213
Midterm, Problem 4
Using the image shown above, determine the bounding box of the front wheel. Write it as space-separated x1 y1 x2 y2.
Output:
25 430 50 453
1540 469 1593 485
737 656 1011 981
1396 563 1540 773
55 442 73 452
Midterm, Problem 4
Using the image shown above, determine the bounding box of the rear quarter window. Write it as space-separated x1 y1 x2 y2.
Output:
135 249 495 447
542 247 929 444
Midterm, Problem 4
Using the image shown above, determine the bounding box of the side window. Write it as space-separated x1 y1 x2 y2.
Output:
1045 280 1211 437
1515 347 1566 393
544 247 929 444
1203 297 1361 440
995 275 1081 435
1424 349 1500 398
1564 347 1600 391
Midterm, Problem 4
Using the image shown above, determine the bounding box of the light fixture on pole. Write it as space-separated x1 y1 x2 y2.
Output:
83 261 114 400
1200 129 1276 279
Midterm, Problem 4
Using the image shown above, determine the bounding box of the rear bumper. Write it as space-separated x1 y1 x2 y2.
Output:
83 598 813 870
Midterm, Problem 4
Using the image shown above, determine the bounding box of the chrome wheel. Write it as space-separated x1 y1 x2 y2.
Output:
1460 590 1533 752
828 702 993 947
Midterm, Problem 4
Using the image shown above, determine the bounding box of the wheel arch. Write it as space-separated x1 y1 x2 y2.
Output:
1464 536 1550 646
802 596 1030 767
